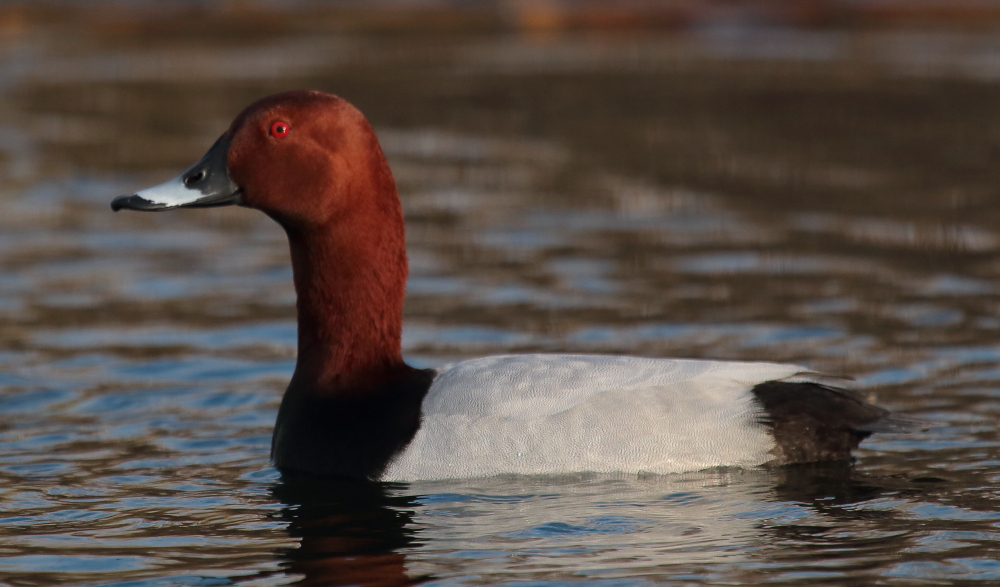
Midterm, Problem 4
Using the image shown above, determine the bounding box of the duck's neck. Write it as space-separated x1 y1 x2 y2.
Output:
285 210 409 393
273 200 435 480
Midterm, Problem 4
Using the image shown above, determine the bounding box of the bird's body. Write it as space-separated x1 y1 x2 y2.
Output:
111 90 920 481
387 354 806 481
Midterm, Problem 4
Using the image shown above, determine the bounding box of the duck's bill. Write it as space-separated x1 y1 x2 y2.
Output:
111 134 242 212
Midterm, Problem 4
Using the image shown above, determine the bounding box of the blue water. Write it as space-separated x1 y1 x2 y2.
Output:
2 3 1000 585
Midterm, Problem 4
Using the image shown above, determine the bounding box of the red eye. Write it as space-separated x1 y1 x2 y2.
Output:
270 121 291 138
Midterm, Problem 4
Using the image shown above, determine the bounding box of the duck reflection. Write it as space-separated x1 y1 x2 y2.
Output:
259 464 926 585
765 460 935 549
269 477 428 587
772 461 886 505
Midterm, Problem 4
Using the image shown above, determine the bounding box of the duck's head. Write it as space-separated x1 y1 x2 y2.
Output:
111 90 394 231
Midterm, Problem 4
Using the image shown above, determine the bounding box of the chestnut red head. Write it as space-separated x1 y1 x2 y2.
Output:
113 92 423 479
111 90 398 233
110 90 411 384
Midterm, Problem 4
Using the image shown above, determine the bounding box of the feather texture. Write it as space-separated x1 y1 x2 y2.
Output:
383 354 813 481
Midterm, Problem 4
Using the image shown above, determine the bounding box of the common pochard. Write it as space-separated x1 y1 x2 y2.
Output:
112 90 919 481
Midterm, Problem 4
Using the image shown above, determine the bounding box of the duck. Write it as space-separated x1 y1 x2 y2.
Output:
111 90 920 481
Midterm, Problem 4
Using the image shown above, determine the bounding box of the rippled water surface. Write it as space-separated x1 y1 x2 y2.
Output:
4 4 1000 585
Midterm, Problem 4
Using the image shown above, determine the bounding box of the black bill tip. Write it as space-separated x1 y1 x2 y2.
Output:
111 194 167 212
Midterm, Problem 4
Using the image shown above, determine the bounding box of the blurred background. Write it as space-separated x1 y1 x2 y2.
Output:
3 1 1000 585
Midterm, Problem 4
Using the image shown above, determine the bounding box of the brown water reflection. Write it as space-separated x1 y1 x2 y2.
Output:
1 2 1000 586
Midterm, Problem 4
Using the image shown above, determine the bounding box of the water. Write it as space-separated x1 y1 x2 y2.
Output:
2 3 1000 585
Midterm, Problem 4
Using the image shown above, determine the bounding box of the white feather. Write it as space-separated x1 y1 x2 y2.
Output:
383 354 816 481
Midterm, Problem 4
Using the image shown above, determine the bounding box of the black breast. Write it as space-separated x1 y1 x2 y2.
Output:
272 367 437 480
751 379 920 464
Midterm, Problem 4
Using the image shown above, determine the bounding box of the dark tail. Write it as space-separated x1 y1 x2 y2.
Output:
751 380 927 464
